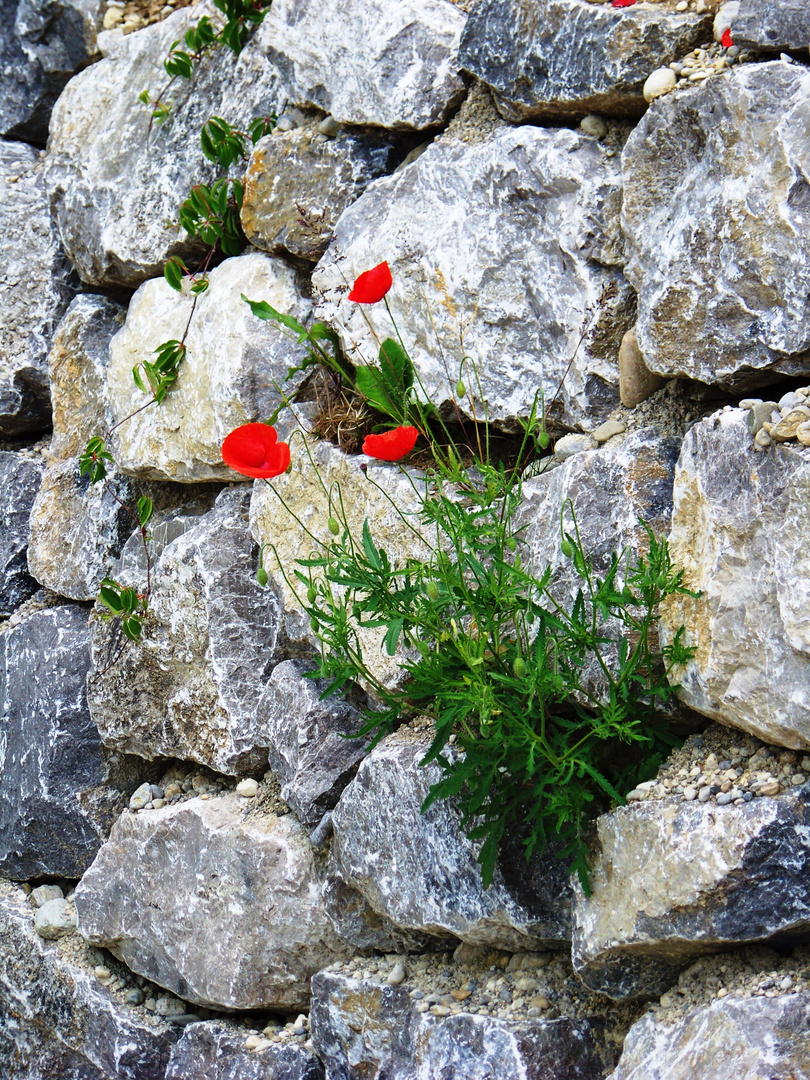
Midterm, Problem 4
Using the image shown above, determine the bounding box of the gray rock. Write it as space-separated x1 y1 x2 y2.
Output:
459 0 712 122
618 328 667 409
75 792 350 1010
0 0 105 143
259 659 369 824
329 728 572 951
573 789 810 999
45 2 284 287
0 140 78 435
314 125 631 431
33 896 76 939
324 873 446 954
0 879 176 1079
622 62 810 389
88 487 284 776
660 409 810 748
258 0 466 130
0 451 44 616
30 883 63 907
0 603 138 880
165 1020 324 1080
310 970 616 1080
241 126 407 261
734 0 810 51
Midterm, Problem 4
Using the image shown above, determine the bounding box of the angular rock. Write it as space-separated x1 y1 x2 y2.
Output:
259 0 466 130
0 451 44 616
459 0 712 122
165 1020 324 1080
734 0 810 51
314 125 632 431
0 602 139 880
660 408 810 747
107 253 311 481
45 2 285 286
329 728 572 951
0 0 104 143
75 792 349 1010
622 62 810 389
0 140 78 435
323 874 444 954
310 970 616 1080
259 659 369 824
241 126 407 261
88 487 284 776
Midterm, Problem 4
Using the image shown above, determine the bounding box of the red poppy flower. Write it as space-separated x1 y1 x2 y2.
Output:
221 423 290 478
348 261 393 304
611 0 636 6
362 425 419 462
720 27 733 47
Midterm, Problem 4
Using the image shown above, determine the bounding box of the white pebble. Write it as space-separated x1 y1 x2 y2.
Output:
236 779 259 798
643 68 677 103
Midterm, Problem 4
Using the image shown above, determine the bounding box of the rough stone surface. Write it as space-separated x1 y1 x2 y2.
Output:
88 487 284 776
323 874 444 954
314 125 631 431
329 727 572 951
459 0 712 122
259 0 466 130
0 881 176 1079
0 0 105 143
242 126 407 262
75 792 349 1010
0 140 78 435
619 329 667 409
310 970 616 1080
573 788 810 1000
0 603 138 880
734 0 810 51
165 1020 324 1080
622 62 810 389
108 253 311 481
0 452 44 616
45 2 285 287
660 408 810 748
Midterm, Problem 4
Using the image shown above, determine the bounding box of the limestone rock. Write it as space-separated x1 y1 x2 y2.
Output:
660 409 810 747
0 880 176 1080
329 728 572 951
734 1 810 51
241 126 407 261
0 452 44 616
75 792 349 1010
310 970 615 1080
165 1020 324 1080
459 0 712 122
33 896 76 940
323 874 445 954
0 140 78 435
88 487 283 776
45 3 284 287
107 253 311 481
0 0 105 143
622 62 810 389
573 789 810 999
313 126 632 431
0 603 138 880
618 329 667 409
258 0 466 130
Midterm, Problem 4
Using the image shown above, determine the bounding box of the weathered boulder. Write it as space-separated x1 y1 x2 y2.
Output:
165 1020 324 1080
75 792 350 1010
0 880 177 1080
88 487 283 776
258 0 466 130
0 452 44 616
0 0 104 143
734 0 810 51
0 140 78 435
323 874 444 954
622 62 810 389
314 125 631 431
660 408 810 748
45 2 284 287
459 0 712 122
0 602 140 880
241 126 407 261
107 253 311 481
329 728 572 951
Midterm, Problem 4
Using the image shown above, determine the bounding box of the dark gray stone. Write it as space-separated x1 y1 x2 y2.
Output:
324 874 448 954
165 1020 324 1080
459 0 712 122
0 452 44 616
734 0 810 51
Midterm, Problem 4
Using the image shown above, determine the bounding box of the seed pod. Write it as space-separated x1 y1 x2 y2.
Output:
328 516 340 536
427 581 439 601
256 567 269 587
513 657 527 678
456 379 466 398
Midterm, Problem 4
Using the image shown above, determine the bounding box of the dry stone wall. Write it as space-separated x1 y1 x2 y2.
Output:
1 0 810 1077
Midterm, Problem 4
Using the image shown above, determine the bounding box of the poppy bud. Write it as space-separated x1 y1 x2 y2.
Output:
256 567 268 587
328 516 340 536
505 536 517 553
307 586 317 604
427 581 439 601
456 380 466 398
513 657 527 678
561 539 575 559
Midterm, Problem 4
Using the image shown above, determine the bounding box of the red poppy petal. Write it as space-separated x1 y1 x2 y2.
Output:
222 423 288 478
362 425 419 462
611 0 636 6
720 27 733 47
348 261 393 304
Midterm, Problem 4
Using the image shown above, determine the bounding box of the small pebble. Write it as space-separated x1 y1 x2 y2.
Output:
236 778 259 798
387 962 406 986
643 68 677 102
